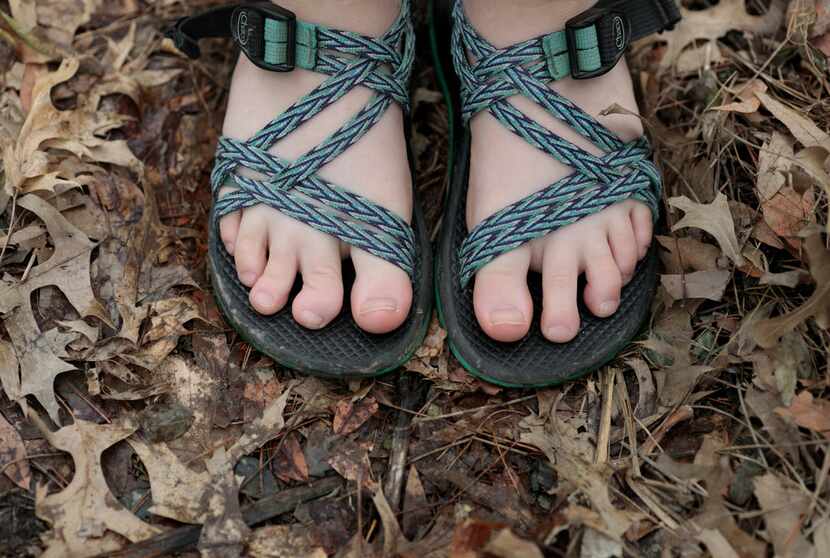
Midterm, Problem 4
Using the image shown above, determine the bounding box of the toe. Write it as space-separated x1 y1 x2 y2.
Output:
473 247 533 343
608 216 638 285
292 232 343 330
541 237 580 343
249 229 297 315
582 234 623 318
234 209 269 287
351 248 412 334
218 187 241 256
630 202 653 260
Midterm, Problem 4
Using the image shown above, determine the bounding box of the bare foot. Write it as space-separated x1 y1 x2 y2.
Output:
462 0 654 343
219 0 413 334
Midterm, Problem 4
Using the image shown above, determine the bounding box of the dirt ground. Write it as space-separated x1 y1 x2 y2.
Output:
1 0 830 556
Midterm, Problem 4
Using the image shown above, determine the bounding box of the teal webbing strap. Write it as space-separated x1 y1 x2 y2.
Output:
264 18 318 70
541 26 601 81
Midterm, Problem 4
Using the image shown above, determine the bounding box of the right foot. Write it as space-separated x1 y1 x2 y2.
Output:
218 0 413 334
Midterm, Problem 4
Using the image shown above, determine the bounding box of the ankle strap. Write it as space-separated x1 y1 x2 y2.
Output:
166 2 321 72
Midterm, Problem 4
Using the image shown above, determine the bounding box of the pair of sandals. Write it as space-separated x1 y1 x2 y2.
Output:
168 0 681 387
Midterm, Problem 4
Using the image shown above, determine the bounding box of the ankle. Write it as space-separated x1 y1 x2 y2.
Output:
274 0 400 37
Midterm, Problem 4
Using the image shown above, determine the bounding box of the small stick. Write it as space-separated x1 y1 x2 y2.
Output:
615 373 640 477
383 373 426 511
101 477 342 558
595 368 616 465
639 405 694 456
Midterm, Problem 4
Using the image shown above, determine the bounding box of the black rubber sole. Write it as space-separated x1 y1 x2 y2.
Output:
430 0 659 388
208 151 433 378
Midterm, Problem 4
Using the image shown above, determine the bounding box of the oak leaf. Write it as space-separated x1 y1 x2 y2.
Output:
669 193 745 266
0 411 31 490
33 415 160 558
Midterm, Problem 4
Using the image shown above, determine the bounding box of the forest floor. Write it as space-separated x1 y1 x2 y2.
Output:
1 0 830 556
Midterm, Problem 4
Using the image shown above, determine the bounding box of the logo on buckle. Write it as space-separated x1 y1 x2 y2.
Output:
236 12 251 46
613 16 626 51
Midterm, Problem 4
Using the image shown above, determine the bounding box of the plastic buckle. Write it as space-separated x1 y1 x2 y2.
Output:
231 2 297 72
565 5 630 80
165 17 202 59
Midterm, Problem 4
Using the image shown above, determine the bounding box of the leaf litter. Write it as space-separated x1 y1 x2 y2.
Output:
1 0 830 557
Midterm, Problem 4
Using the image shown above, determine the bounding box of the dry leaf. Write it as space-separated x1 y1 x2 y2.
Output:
271 432 309 483
484 528 544 558
669 193 745 266
775 390 830 437
711 79 767 113
33 415 160 557
752 233 830 347
372 485 407 556
0 194 108 421
755 91 830 151
661 270 731 301
0 411 31 490
332 397 379 435
656 235 722 273
248 525 326 558
757 132 795 201
198 446 251 558
753 473 812 556
638 0 785 70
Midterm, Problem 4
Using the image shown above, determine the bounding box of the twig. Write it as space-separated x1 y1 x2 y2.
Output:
100 477 343 558
383 373 426 512
639 405 693 456
595 368 616 464
412 395 536 424
615 372 640 477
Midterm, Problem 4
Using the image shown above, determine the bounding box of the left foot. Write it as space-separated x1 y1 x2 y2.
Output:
462 0 654 343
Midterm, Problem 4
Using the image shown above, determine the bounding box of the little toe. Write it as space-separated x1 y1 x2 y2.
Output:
582 236 623 318
249 231 297 315
292 233 343 330
608 216 638 285
630 202 653 260
541 237 580 343
474 248 533 343
234 209 269 287
351 248 412 334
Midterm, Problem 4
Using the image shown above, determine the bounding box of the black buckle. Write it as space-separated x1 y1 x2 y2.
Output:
565 6 630 80
165 17 203 59
231 2 296 72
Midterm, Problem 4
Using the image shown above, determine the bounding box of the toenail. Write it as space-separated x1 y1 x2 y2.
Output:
240 272 257 286
253 290 273 308
300 310 325 329
599 300 619 315
360 298 398 315
489 307 525 326
546 325 572 340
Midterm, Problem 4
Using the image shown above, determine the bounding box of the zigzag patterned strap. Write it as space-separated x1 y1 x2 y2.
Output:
452 0 663 287
209 1 417 277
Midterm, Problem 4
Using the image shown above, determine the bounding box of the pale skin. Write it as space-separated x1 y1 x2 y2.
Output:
219 0 653 342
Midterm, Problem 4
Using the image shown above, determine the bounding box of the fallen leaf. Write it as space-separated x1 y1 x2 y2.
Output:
33 415 160 557
271 432 309 483
332 396 379 435
484 528 543 558
757 132 795 201
711 79 767 113
661 270 731 301
638 0 785 70
0 195 108 421
657 235 722 273
248 525 326 558
756 91 830 151
372 485 407 556
753 473 812 556
775 390 830 437
198 446 251 558
669 193 745 266
752 233 830 347
0 411 31 490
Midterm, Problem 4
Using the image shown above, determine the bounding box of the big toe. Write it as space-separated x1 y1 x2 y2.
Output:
473 248 533 343
292 233 344 330
351 249 412 334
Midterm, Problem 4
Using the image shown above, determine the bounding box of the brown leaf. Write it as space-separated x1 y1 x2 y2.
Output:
656 235 722 273
0 195 109 421
654 365 714 408
775 390 830 437
661 270 731 301
0 411 31 490
271 432 309 483
752 233 830 347
332 396 378 436
228 384 293 462
755 90 830 151
639 0 784 70
372 485 407 556
198 446 251 558
753 473 813 556
483 528 543 558
757 132 794 201
669 193 745 266
33 415 160 557
711 79 767 114
248 525 326 558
